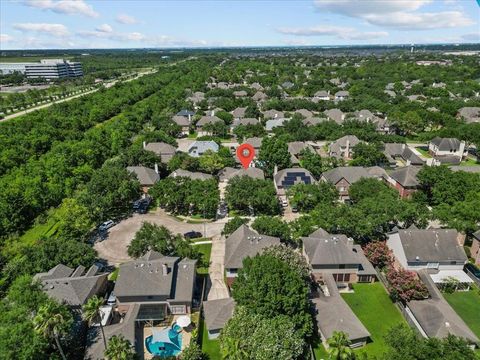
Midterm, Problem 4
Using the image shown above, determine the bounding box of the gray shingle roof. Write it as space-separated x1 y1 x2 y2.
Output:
176 109 195 117
231 107 247 118
408 270 479 343
397 229 467 263
335 90 349 97
168 169 213 181
321 166 381 185
274 168 315 195
203 298 235 332
172 115 190 127
324 108 345 124
232 118 259 127
383 143 424 165
430 137 461 151
302 234 359 266
303 117 326 126
329 135 360 158
263 109 284 119
252 91 267 101
219 167 265 182
313 273 370 342
127 166 159 186
295 109 314 118
197 116 224 127
144 142 177 163
35 264 107 307
288 141 314 156
187 141 219 157
224 225 280 269
389 166 421 188
245 137 263 149
265 118 287 131
314 90 329 97
114 251 196 301
458 107 480 123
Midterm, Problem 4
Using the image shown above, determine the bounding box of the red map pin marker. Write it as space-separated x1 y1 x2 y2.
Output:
237 143 255 169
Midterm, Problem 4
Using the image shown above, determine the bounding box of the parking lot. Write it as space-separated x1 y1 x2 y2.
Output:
94 208 227 265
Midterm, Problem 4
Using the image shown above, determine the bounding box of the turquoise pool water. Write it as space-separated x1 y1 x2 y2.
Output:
145 324 182 357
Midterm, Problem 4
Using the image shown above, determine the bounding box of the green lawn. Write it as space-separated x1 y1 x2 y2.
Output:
108 268 119 281
312 342 329 360
341 283 407 358
194 243 212 275
443 287 480 338
460 158 480 166
415 147 432 158
200 317 221 360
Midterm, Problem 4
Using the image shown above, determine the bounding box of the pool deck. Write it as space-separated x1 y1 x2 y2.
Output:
143 315 193 360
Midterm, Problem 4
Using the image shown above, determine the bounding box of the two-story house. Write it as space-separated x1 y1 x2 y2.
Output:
328 135 360 160
302 228 376 287
224 225 280 286
428 137 466 164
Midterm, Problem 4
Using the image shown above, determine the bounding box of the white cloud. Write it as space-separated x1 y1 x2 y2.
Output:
13 23 70 37
96 24 113 33
23 0 99 18
277 25 388 41
314 0 474 30
1 34 14 43
116 14 138 25
282 38 312 46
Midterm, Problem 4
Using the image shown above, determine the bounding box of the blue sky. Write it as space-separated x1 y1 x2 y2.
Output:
0 0 479 49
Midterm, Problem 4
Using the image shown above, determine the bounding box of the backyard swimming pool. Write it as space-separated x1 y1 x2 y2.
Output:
145 324 183 357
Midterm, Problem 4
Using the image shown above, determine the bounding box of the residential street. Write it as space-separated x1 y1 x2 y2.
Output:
94 208 226 265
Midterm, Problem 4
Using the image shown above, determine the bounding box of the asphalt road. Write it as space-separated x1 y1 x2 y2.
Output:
94 208 226 265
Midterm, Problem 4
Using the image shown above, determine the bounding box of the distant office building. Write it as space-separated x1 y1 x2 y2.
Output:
0 59 83 79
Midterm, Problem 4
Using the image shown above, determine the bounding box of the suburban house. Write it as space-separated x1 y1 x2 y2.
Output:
34 264 108 309
386 228 472 289
383 143 424 167
86 251 197 360
219 167 265 182
334 90 349 101
457 107 480 124
143 141 177 164
196 115 224 135
245 137 263 152
114 250 197 315
187 91 205 105
470 230 480 266
354 109 378 122
303 117 325 127
385 165 422 198
232 118 259 129
313 90 330 101
273 167 315 197
295 109 314 118
202 298 235 339
224 225 280 286
288 141 315 165
265 117 288 132
233 90 247 98
168 169 213 181
252 91 268 102
312 274 371 348
321 166 387 201
328 135 360 160
406 270 479 347
187 140 219 157
263 109 284 120
428 137 466 164
127 166 160 192
172 115 191 135
302 228 376 286
231 107 247 119
324 108 345 124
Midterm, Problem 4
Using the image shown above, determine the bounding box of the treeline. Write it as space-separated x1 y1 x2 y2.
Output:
0 59 214 239
0 74 168 176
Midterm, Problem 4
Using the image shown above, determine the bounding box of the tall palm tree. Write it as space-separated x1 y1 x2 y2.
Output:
33 301 73 360
221 337 248 360
327 331 355 360
83 295 107 350
104 335 135 360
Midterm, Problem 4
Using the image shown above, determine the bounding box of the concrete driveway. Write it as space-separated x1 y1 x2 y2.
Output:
206 235 230 301
94 208 226 265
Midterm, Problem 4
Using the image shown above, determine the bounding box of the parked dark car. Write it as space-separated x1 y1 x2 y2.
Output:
465 263 480 280
184 230 202 240
133 196 152 214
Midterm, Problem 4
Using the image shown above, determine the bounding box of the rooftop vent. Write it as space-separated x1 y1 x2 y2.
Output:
416 256 420 261
162 264 168 276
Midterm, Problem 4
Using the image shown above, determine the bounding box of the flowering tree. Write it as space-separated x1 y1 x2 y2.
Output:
386 267 428 303
363 241 394 269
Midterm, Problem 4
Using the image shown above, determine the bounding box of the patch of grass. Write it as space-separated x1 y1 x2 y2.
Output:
341 283 407 358
108 268 119 281
415 147 432 158
443 287 480 338
200 316 221 360
188 132 198 139
312 340 329 360
194 243 212 275
460 158 480 166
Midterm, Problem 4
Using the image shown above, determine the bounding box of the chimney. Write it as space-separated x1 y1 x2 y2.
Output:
143 141 147 149
211 110 215 116
162 264 168 276
188 114 191 122
456 231 466 246
274 165 278 176
154 163 159 174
